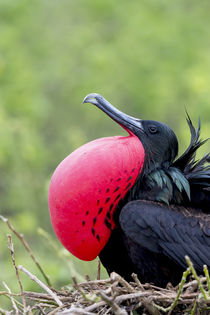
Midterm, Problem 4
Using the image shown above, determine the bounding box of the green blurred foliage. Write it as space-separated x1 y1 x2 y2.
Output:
0 0 210 308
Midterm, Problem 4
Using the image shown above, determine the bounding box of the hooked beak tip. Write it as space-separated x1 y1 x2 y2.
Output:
83 93 101 105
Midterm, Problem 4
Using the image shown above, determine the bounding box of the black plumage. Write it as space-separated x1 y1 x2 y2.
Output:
84 93 210 287
100 116 210 287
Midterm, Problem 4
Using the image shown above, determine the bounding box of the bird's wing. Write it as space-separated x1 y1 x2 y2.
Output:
119 200 210 271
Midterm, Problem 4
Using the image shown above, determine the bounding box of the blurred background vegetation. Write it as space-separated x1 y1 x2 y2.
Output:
0 0 210 308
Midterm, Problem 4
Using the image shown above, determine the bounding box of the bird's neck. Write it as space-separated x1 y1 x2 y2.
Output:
135 166 191 206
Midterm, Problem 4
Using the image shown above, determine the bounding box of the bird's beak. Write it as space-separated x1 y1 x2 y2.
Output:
83 93 143 135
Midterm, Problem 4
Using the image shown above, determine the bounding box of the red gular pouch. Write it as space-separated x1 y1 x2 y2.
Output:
48 134 145 261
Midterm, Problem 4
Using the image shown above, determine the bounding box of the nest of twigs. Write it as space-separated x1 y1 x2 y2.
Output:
1 269 210 315
0 215 210 314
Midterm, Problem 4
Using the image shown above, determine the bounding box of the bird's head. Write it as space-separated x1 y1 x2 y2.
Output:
84 93 178 171
48 93 178 261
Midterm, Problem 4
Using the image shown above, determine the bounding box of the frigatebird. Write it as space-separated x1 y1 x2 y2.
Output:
48 93 210 287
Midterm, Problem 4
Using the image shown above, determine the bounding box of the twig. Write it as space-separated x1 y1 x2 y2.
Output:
103 307 112 315
23 291 73 303
32 302 57 309
32 304 46 315
98 291 128 315
131 274 160 315
47 304 70 315
78 278 112 287
140 299 161 315
143 283 172 293
72 277 99 304
0 215 52 287
58 305 95 314
97 260 101 280
154 267 190 313
18 265 63 307
115 291 151 304
85 301 106 312
203 265 210 294
131 273 144 290
185 256 209 301
190 299 197 315
2 281 19 314
72 277 90 300
7 234 27 313
111 272 136 293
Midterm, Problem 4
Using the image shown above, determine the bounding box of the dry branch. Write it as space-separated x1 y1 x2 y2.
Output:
2 281 19 314
0 215 52 287
18 265 63 307
7 234 27 312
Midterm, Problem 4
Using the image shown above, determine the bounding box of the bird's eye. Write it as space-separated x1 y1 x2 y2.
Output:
148 125 158 134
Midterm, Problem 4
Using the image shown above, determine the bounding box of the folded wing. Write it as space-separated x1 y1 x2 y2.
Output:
119 200 210 271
